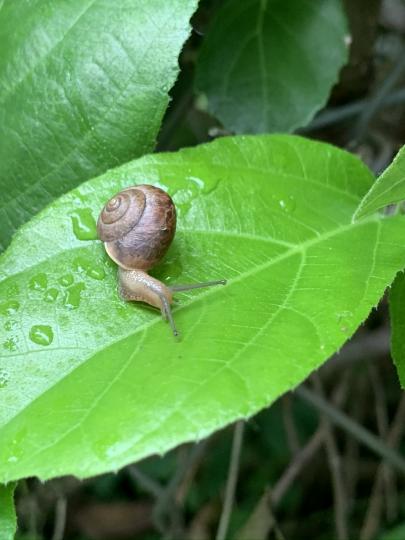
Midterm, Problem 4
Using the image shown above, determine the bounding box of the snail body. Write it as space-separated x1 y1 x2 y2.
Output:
97 184 225 336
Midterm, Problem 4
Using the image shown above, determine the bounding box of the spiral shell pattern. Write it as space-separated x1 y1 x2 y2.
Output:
97 188 146 242
97 184 176 271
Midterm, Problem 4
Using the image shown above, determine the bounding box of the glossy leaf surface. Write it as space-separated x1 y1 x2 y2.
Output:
0 483 16 540
1 135 405 482
354 145 405 219
195 0 348 133
0 0 198 249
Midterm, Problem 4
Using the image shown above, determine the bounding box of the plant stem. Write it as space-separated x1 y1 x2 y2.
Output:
353 48 405 142
51 497 67 540
296 385 405 475
216 421 245 540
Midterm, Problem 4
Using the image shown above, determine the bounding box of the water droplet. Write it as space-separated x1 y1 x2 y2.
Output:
0 300 20 316
188 176 220 196
58 274 74 287
29 325 54 346
336 311 353 334
4 320 17 331
3 337 17 352
0 368 10 388
29 272 48 292
279 196 296 213
44 288 59 303
70 208 97 241
7 456 18 463
73 256 89 273
189 176 205 190
87 265 105 281
173 189 193 215
63 283 85 310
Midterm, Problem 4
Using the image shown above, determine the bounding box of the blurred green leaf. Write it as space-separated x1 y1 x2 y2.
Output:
195 0 348 133
379 522 405 540
389 271 405 387
0 483 16 540
1 135 405 482
0 0 198 250
354 145 405 220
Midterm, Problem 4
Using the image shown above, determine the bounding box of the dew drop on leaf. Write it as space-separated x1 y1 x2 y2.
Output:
29 325 54 346
63 283 85 310
58 274 74 287
70 208 97 241
279 196 296 213
44 288 59 303
86 265 105 281
0 368 10 388
336 311 354 334
29 272 48 291
3 337 17 352
0 300 20 316
73 256 89 273
4 319 17 331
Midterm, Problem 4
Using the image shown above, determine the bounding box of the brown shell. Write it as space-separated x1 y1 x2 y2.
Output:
97 184 176 271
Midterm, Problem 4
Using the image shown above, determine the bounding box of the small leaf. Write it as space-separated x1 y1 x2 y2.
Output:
0 483 17 540
0 0 198 250
389 272 405 387
354 146 405 220
195 0 349 133
1 135 405 483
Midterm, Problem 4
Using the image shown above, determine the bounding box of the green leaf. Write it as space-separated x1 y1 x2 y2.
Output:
1 134 405 482
0 483 16 540
0 0 198 250
389 271 405 387
195 0 349 134
354 146 405 220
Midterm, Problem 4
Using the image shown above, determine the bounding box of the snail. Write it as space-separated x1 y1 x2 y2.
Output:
97 184 226 336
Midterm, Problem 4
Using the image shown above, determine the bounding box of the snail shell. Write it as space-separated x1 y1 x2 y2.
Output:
97 184 176 271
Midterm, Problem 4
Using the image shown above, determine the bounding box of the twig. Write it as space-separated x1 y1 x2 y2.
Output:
156 440 209 539
235 427 324 540
369 365 397 523
281 394 300 456
344 375 368 509
128 465 164 499
271 426 324 506
216 421 245 540
313 377 348 540
51 497 67 540
360 394 405 540
296 385 405 475
352 46 405 143
301 89 405 131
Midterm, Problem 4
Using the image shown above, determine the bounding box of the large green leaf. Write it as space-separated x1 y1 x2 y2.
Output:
389 272 405 388
0 483 16 540
1 135 405 482
195 0 348 133
0 0 198 250
354 145 405 220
